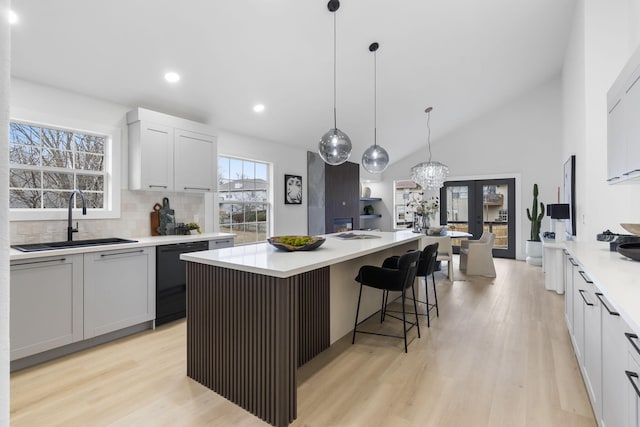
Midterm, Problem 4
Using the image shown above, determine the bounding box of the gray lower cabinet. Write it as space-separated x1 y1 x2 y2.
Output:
10 254 84 361
83 247 155 339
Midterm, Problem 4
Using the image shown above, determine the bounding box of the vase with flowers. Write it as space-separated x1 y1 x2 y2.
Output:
407 192 439 233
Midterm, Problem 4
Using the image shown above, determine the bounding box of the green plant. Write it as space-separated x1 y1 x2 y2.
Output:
526 184 544 241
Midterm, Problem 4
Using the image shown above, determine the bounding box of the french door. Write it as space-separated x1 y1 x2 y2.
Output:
439 178 516 258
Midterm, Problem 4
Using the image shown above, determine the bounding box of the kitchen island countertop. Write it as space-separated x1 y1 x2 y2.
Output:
180 230 424 278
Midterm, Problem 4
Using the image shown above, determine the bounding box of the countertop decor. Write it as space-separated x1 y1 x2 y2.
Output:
267 235 325 252
617 242 640 261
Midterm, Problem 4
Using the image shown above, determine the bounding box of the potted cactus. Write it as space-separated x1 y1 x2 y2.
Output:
525 183 544 265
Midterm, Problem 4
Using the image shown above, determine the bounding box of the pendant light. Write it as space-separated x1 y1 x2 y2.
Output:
318 0 352 166
411 107 449 190
361 42 390 174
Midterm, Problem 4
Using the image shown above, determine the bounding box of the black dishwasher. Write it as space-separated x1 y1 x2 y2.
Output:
156 241 209 326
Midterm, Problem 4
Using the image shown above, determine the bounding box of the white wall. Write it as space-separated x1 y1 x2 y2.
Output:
8 79 308 242
562 0 640 241
217 131 308 236
379 77 563 260
1 1 10 423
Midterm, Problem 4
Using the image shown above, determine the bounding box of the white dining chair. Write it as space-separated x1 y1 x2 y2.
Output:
459 232 496 277
423 235 453 280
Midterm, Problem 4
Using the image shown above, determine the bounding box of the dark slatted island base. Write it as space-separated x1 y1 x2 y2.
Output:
181 231 422 427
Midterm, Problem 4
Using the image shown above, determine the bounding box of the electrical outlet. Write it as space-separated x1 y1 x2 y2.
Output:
194 215 199 224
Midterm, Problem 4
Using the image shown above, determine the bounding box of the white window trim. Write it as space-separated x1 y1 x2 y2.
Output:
9 108 121 221
216 154 273 244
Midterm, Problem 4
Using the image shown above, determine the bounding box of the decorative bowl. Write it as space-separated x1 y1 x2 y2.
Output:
617 242 640 261
267 236 326 252
426 226 445 236
621 223 640 235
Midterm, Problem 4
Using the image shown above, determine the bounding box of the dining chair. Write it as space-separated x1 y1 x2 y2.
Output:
460 232 496 277
423 235 453 280
352 250 422 353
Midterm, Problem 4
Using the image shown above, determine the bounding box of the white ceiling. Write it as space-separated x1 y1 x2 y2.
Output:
10 0 577 167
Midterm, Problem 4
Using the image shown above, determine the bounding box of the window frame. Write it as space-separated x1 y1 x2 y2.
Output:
9 109 121 221
217 154 272 245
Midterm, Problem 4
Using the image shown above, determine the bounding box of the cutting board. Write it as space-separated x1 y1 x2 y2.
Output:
158 197 175 235
150 203 162 236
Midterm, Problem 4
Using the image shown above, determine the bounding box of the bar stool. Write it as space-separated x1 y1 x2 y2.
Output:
382 243 440 327
352 250 422 353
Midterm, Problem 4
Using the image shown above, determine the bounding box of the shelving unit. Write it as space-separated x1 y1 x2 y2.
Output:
359 197 382 229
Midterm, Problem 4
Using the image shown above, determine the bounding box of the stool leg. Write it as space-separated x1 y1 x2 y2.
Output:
401 289 408 353
380 290 386 323
411 282 421 339
432 271 439 317
424 276 431 328
352 283 364 344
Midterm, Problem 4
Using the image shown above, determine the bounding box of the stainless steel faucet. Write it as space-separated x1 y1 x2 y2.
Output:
67 189 87 241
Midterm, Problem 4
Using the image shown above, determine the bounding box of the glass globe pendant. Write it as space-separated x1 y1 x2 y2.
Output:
318 0 352 166
362 42 389 174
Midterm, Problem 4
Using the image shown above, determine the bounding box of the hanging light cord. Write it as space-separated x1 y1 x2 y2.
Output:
333 12 337 130
373 48 377 147
426 108 432 162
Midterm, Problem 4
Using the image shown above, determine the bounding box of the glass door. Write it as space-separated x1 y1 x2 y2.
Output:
440 178 515 258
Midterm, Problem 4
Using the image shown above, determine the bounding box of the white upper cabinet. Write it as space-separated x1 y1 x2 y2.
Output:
128 108 217 193
607 46 640 184
174 129 216 192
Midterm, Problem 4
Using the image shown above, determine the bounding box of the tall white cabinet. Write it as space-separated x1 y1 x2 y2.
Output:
127 108 217 193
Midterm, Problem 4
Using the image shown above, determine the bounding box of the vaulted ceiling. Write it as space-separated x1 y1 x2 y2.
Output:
10 0 577 166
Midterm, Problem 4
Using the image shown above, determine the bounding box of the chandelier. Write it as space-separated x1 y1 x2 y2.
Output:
411 107 449 190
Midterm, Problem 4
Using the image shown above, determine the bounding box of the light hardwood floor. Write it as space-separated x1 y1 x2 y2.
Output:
11 258 596 426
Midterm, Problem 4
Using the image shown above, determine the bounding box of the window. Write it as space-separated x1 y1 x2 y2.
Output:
8 114 120 221
218 156 270 245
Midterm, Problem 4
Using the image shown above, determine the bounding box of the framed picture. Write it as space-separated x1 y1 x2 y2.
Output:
563 155 576 236
284 174 302 204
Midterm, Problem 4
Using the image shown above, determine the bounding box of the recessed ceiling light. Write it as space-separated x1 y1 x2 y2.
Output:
8 10 18 24
253 104 265 113
164 72 180 83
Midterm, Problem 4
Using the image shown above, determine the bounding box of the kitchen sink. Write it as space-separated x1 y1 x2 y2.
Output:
11 237 138 252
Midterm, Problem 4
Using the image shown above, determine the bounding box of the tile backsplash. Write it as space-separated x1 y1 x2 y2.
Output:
10 190 206 245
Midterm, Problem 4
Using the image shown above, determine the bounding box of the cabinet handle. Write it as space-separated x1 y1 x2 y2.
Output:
608 98 622 113
623 169 640 176
577 270 593 283
13 257 66 266
578 289 594 306
568 257 579 267
148 185 168 189
213 240 230 245
183 187 211 191
595 293 619 316
607 177 620 182
626 371 640 399
626 333 640 356
626 73 640 93
100 249 144 258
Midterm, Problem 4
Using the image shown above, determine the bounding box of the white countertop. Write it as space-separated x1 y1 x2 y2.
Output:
10 232 235 261
564 240 640 334
180 230 423 278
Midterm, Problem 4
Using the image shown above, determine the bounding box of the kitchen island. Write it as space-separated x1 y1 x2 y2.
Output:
180 230 423 427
